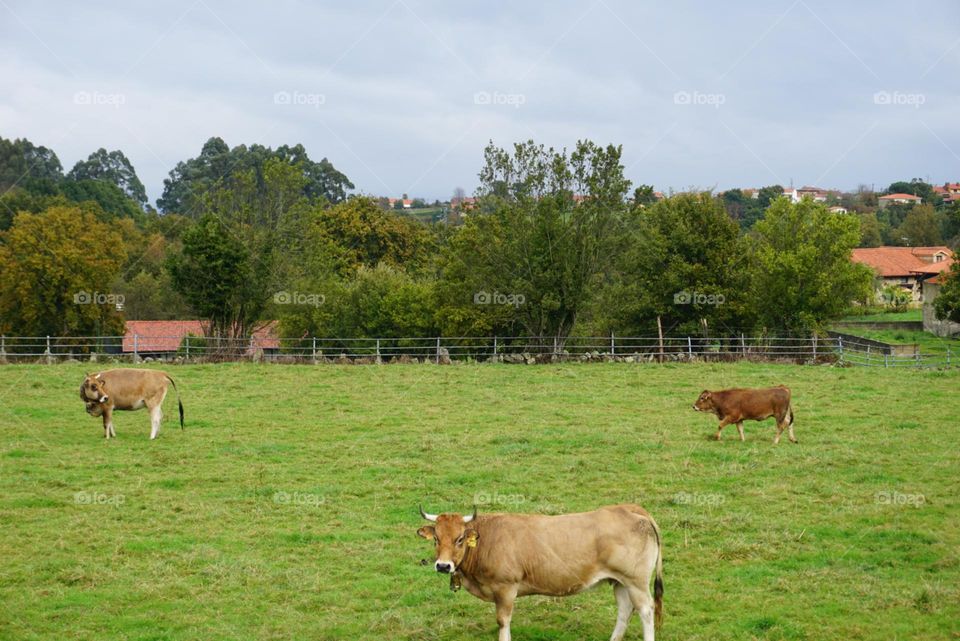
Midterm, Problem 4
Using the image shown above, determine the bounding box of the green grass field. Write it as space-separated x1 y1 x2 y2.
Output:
839 310 922 323
1 362 958 640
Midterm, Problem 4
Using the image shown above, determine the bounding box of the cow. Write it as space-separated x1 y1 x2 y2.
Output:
79 369 183 440
417 504 663 641
692 385 796 443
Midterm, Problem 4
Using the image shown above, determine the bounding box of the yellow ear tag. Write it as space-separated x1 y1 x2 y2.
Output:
466 534 478 548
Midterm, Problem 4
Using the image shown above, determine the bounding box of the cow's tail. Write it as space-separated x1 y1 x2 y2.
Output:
650 516 664 629
166 375 184 429
788 403 795 427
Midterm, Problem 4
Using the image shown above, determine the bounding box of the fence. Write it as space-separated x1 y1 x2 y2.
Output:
1 332 953 367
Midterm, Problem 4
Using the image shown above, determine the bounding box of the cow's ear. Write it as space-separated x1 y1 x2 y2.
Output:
701 390 710 398
464 529 479 548
417 526 436 540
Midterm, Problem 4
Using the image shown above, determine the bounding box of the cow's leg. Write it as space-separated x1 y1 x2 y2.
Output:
494 587 517 641
773 420 785 445
103 408 114 439
148 402 162 440
610 583 634 641
736 422 745 441
627 585 656 641
715 418 732 440
787 412 798 443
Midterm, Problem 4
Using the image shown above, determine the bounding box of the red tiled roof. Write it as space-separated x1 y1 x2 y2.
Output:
123 320 279 353
851 247 954 277
879 193 921 200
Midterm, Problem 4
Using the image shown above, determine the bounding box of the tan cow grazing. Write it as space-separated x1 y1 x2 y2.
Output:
693 385 796 443
79 369 184 440
417 504 663 641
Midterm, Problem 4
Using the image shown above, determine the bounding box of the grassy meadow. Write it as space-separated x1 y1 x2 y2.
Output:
0 362 958 640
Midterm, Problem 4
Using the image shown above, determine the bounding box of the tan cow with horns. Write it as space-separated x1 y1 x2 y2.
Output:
417 504 664 641
79 369 183 440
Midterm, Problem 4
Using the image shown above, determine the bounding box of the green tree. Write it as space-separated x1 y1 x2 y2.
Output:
933 258 960 324
633 184 658 207
0 136 63 195
895 203 943 246
166 213 260 341
60 179 145 223
436 140 630 346
157 137 353 213
310 197 433 276
601 192 751 336
858 211 883 247
0 205 126 337
749 198 874 333
67 148 148 207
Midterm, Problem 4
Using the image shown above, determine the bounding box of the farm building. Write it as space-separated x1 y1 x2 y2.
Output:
851 246 955 303
123 320 280 358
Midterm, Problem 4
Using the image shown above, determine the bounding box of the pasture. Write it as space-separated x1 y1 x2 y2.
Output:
1 362 958 640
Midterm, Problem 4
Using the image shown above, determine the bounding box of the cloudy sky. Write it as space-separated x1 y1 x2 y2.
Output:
2 1 959 204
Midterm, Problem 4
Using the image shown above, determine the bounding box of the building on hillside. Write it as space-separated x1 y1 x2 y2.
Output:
922 273 960 337
828 205 848 214
931 183 960 205
796 186 829 202
781 187 799 203
850 246 955 303
877 193 922 208
386 197 413 209
123 320 280 358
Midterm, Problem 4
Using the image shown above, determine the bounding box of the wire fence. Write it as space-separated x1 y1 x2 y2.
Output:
0 333 955 367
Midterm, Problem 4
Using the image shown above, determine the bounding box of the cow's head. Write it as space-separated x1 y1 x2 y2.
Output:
417 506 478 574
693 390 714 412
80 373 109 404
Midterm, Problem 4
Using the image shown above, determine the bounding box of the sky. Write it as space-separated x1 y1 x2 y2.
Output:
2 0 959 205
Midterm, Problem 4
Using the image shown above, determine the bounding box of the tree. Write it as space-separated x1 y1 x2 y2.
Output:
436 140 631 346
166 213 261 342
933 258 960 324
601 192 751 336
0 136 63 194
0 205 126 337
310 197 432 275
857 212 883 247
887 179 937 205
67 148 148 207
749 198 874 333
896 203 943 246
60 179 145 223
633 184 658 207
157 137 354 213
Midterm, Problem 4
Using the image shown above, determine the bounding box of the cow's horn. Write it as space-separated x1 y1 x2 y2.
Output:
419 505 438 522
463 506 477 524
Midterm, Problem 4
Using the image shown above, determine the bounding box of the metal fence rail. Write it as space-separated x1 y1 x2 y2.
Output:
0 333 954 367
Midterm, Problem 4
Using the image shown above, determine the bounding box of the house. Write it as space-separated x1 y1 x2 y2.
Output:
123 320 280 358
828 206 848 214
878 193 922 208
781 187 799 203
922 273 960 337
796 186 829 202
932 183 960 205
386 197 413 209
850 246 955 303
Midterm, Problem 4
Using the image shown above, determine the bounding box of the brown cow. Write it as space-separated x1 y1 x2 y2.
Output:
693 385 796 443
79 369 183 440
417 504 663 641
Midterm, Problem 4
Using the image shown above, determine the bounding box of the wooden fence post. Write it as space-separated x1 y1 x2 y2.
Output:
610 332 615 356
687 336 692 359
436 337 441 364
656 316 665 363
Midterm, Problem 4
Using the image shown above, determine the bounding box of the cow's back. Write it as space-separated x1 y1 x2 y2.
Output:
466 505 658 597
101 369 168 408
715 386 790 420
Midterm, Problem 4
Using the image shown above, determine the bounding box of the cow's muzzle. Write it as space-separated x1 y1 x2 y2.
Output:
435 561 453 574
99 395 109 403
